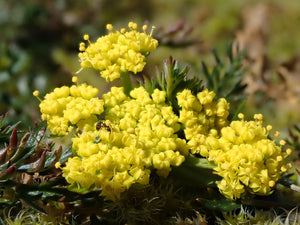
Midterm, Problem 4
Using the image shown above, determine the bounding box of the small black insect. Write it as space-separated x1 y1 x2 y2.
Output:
96 121 111 132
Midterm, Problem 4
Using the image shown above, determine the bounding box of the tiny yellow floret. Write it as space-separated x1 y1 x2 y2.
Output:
33 90 39 97
120 28 126 34
128 21 137 29
254 113 263 120
238 113 244 120
83 34 89 40
286 148 292 155
279 140 286 146
106 24 113 31
142 25 148 32
274 131 280 137
55 162 61 169
269 180 275 187
72 76 78 83
33 90 42 102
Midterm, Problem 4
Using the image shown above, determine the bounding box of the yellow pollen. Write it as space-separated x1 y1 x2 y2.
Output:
279 140 286 146
286 148 292 155
68 126 74 133
269 180 275 187
72 76 78 84
266 125 272 131
281 166 287 172
132 23 138 29
276 155 283 161
106 24 113 31
128 22 137 30
55 162 61 169
287 163 292 169
33 90 39 97
83 34 89 41
142 25 148 32
221 179 227 186
238 113 244 120
127 127 135 133
120 28 126 34
33 90 42 102
254 113 263 120
274 131 280 137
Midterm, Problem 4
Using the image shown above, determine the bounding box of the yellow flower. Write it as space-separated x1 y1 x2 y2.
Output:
177 88 230 154
58 86 188 200
38 83 104 136
104 86 188 171
78 22 158 82
178 89 291 200
207 114 292 199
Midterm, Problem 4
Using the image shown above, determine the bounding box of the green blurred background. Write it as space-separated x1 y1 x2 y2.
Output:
1 0 299 133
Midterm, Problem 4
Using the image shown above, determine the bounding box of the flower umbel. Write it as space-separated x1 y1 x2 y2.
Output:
37 78 104 136
207 114 292 199
78 22 158 82
57 86 187 200
177 88 230 157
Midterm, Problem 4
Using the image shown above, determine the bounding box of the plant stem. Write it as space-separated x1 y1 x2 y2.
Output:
120 72 133 96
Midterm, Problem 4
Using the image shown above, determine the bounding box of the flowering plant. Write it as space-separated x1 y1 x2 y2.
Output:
1 21 299 224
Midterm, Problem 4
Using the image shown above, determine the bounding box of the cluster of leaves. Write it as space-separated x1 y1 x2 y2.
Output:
141 42 247 119
200 42 247 119
0 114 67 213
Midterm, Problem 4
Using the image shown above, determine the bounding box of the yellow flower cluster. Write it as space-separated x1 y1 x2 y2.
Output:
57 86 188 200
37 79 104 136
103 86 188 178
78 22 158 82
34 20 293 202
207 114 292 199
177 89 292 199
177 89 230 156
57 130 150 201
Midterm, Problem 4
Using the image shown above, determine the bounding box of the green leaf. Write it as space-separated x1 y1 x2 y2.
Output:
185 156 217 169
67 183 91 194
171 158 220 188
120 72 133 96
198 198 240 211
21 192 46 213
59 145 72 163
25 121 47 147
142 56 203 114
13 146 36 168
